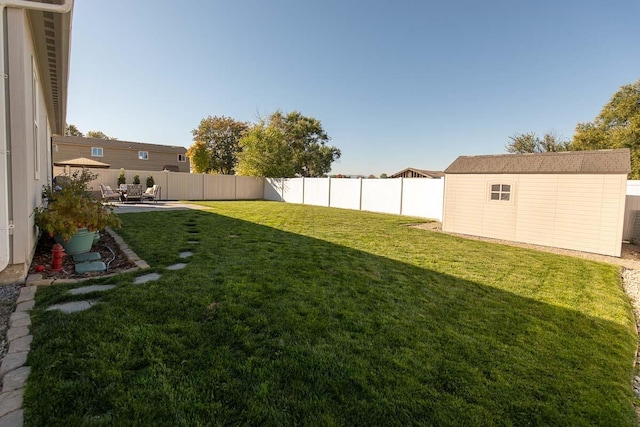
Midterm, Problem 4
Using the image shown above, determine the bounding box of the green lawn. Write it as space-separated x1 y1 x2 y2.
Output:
26 201 637 426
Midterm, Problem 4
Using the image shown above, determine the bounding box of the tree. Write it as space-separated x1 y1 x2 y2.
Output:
65 124 83 137
187 116 248 174
236 121 296 177
505 131 570 154
86 130 117 140
572 79 640 177
380 173 388 179
270 111 340 177
237 110 340 177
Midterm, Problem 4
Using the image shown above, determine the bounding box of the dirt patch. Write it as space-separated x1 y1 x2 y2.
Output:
411 221 640 269
28 230 137 279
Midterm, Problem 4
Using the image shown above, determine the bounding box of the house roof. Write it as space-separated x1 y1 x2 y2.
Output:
27 2 74 135
390 168 444 178
445 149 631 174
53 157 111 168
53 136 188 154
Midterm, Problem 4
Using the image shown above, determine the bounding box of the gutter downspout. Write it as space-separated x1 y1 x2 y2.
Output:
0 0 73 272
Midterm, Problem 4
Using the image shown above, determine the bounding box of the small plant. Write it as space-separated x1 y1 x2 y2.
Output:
133 174 141 185
117 169 126 186
146 175 155 188
34 169 122 241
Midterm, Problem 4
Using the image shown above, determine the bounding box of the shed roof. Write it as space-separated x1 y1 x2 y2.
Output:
445 149 631 174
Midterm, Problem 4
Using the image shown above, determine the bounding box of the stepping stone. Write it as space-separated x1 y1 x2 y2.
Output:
8 335 32 354
75 261 106 274
179 251 193 258
68 284 115 295
1 367 30 393
166 263 187 271
47 300 97 314
188 240 199 244
6 327 28 343
0 352 27 377
72 252 102 262
0 389 24 419
134 273 162 284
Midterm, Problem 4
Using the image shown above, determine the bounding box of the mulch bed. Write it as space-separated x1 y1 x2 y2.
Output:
29 230 137 280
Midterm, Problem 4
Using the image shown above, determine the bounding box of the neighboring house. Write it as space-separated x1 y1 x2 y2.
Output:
391 168 444 179
442 149 630 257
52 135 190 173
0 1 74 283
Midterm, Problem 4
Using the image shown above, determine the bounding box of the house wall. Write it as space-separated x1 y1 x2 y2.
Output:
442 173 627 257
52 137 190 172
6 9 53 270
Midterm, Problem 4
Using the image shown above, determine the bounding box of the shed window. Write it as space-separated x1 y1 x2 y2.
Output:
490 184 511 201
91 147 103 157
178 154 186 162
138 151 149 160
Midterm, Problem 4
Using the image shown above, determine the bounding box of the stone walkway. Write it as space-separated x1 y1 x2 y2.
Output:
0 211 199 425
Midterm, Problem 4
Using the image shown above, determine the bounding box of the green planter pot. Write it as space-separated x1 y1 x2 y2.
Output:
54 227 97 256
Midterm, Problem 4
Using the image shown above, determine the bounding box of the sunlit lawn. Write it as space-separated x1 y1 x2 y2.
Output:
26 201 637 425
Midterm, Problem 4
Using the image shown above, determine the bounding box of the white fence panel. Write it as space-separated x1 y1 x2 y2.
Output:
236 177 265 199
282 178 304 203
303 178 330 207
361 179 403 215
264 178 283 201
402 178 444 220
330 178 361 210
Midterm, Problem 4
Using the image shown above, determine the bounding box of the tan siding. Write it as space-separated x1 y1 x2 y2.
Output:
53 141 190 172
443 173 626 257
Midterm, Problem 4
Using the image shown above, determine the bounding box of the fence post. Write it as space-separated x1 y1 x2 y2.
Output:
281 178 285 202
302 177 305 205
327 176 331 207
399 177 404 215
359 177 363 211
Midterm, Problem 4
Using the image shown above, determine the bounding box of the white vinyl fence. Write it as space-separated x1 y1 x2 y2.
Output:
54 167 264 201
265 177 444 221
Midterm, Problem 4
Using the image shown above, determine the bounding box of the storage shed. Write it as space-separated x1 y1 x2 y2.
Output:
442 149 630 257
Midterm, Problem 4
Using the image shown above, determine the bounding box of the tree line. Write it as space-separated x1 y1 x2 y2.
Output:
187 110 341 178
506 78 640 178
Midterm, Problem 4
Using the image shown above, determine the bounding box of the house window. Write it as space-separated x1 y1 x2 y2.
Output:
178 154 186 162
91 147 103 157
32 57 40 180
490 184 511 201
138 151 149 160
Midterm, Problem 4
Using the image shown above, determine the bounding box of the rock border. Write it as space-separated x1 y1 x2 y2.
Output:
0 228 148 426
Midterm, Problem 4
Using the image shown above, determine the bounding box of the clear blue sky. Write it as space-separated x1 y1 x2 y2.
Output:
66 0 640 176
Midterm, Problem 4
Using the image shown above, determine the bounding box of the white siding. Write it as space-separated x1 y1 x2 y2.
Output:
443 173 627 257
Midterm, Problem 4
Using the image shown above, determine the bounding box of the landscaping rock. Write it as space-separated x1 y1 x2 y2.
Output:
0 389 23 418
7 336 31 354
1 367 29 393
0 352 27 377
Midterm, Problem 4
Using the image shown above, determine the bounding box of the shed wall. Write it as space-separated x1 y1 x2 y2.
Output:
443 173 626 257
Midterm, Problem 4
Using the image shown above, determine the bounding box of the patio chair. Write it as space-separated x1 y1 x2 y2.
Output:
99 184 121 203
141 185 160 203
122 184 144 203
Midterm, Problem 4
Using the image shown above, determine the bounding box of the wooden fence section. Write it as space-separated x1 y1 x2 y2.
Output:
53 167 264 201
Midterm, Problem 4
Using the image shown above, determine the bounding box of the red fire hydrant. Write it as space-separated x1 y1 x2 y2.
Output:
51 243 65 272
